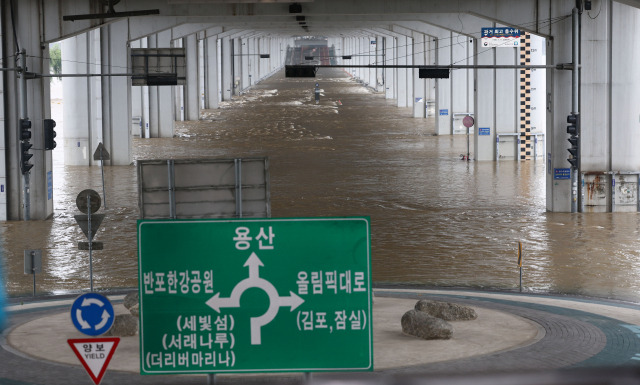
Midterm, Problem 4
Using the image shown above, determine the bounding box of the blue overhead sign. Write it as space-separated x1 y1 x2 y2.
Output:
71 293 115 336
481 28 522 48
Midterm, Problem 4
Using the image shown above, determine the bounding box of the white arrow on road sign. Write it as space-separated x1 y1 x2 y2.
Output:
95 310 111 330
82 297 105 307
76 309 91 329
205 252 304 345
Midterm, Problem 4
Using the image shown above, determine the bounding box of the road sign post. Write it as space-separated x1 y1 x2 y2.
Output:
138 217 372 374
24 249 42 296
74 189 104 291
93 143 110 209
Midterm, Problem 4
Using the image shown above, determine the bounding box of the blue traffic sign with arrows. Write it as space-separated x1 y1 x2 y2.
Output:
71 293 115 336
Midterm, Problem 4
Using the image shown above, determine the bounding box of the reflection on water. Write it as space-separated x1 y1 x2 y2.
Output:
2 69 640 302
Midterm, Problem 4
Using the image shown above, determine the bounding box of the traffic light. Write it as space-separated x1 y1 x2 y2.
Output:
567 113 579 168
44 119 57 150
19 119 33 174
20 119 31 140
20 141 33 174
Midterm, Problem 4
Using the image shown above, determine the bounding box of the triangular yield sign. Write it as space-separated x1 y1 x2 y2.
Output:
93 142 110 161
74 214 105 241
68 337 120 385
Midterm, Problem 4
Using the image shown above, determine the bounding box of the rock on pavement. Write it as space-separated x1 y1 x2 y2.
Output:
415 299 478 321
401 309 453 340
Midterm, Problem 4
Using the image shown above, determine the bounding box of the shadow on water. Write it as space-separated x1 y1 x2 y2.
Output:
2 68 640 302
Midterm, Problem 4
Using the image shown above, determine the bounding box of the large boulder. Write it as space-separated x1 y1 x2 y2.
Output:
129 303 139 318
415 300 478 321
123 291 139 310
105 314 138 337
401 309 453 340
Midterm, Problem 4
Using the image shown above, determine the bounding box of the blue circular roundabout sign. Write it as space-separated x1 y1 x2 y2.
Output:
70 293 115 336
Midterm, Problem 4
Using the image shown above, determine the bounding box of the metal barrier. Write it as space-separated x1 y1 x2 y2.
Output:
581 171 640 212
452 112 474 135
496 132 545 160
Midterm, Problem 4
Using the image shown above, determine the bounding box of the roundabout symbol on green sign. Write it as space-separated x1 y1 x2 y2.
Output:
138 217 372 374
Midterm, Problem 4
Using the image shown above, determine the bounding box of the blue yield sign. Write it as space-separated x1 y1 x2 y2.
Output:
71 293 115 336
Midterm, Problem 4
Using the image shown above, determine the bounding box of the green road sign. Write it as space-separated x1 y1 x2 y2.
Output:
138 217 372 374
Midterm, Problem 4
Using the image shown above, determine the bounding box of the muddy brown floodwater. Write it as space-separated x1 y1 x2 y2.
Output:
2 68 640 302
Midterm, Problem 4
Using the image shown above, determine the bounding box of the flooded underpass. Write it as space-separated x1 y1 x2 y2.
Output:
3 68 640 302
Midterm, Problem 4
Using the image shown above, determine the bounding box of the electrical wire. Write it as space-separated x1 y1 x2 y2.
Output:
16 13 571 74
9 0 20 52
336 14 571 66
588 0 603 19
336 16 567 56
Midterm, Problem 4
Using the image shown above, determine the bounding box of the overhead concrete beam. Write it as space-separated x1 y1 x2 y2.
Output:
172 23 220 39
82 0 543 18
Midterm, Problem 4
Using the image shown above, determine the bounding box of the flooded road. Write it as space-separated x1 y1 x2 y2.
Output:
3 68 640 302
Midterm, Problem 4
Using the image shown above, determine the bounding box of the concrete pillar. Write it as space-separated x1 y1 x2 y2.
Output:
435 34 452 135
240 37 249 90
385 36 395 99
173 38 184 121
397 35 408 108
360 37 366 82
205 35 220 109
356 38 363 82
368 36 375 87
2 0 53 219
474 39 496 161
254 37 261 80
452 33 474 131
129 39 143 137
375 35 384 92
546 1 640 212
610 3 640 173
412 32 426 118
184 34 200 121
427 36 436 109
250 37 258 85
222 37 233 100
130 39 149 139
233 37 242 95
405 35 414 108
364 37 372 86
62 33 91 165
198 38 205 110
148 30 174 138
101 19 132 166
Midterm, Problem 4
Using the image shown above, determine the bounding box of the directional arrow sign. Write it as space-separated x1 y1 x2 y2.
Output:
68 338 119 385
71 293 115 336
138 217 372 374
204 252 305 345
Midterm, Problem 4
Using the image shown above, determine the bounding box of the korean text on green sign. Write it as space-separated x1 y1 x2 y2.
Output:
138 217 372 374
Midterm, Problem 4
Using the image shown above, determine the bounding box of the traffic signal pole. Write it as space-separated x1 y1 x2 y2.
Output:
571 7 580 213
18 50 30 220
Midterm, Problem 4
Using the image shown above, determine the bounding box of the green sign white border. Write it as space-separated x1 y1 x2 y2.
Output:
137 217 373 374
